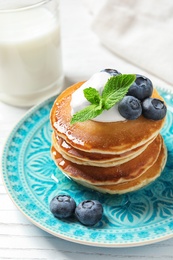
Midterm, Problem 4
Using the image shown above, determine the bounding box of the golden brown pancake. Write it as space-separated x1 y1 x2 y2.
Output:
52 132 156 167
50 82 166 154
51 135 162 185
50 78 167 195
75 140 167 194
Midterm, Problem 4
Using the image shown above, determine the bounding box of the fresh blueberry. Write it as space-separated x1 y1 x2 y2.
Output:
50 195 76 218
101 68 121 76
127 74 153 100
118 96 142 120
75 200 103 226
142 98 167 120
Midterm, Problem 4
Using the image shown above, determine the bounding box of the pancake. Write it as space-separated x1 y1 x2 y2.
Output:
74 140 167 194
50 73 167 195
52 132 156 167
51 134 162 185
50 82 166 154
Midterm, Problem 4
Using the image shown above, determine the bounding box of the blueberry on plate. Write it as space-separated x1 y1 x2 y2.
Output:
101 68 121 76
118 96 142 120
127 74 153 100
50 195 76 219
75 200 103 226
142 98 167 120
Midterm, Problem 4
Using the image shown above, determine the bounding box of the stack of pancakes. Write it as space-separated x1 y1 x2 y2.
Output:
50 82 167 194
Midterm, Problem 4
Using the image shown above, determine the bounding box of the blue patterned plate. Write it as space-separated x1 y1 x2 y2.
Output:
2 87 173 247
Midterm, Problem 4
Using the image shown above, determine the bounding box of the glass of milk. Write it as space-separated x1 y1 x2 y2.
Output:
0 0 63 107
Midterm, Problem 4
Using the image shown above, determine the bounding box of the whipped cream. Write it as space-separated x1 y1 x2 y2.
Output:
70 71 126 122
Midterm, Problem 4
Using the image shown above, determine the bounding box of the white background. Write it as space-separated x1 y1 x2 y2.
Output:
0 0 173 259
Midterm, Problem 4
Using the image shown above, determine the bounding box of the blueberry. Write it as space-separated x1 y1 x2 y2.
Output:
101 68 121 76
50 195 76 219
127 74 153 100
75 200 103 226
142 98 167 120
118 96 142 120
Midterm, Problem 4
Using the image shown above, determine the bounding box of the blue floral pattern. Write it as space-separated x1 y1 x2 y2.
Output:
2 87 173 247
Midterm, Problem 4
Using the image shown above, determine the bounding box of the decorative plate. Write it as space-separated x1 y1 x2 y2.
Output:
2 87 173 247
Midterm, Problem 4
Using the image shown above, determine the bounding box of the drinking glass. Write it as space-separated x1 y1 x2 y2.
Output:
0 0 63 106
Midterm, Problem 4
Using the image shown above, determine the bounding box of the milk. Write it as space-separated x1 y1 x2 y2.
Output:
0 7 63 106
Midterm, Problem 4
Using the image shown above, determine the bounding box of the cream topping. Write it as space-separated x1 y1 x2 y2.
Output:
70 71 126 122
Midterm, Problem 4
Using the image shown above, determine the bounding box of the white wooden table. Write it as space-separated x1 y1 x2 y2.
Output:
1 0 173 259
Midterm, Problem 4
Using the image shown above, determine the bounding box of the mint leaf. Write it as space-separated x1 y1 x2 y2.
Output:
71 103 103 124
102 74 136 110
84 87 101 104
70 73 136 124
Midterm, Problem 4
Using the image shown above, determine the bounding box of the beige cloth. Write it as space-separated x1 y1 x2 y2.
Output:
83 0 173 85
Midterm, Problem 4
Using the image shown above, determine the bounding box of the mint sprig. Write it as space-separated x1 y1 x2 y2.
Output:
70 74 136 124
